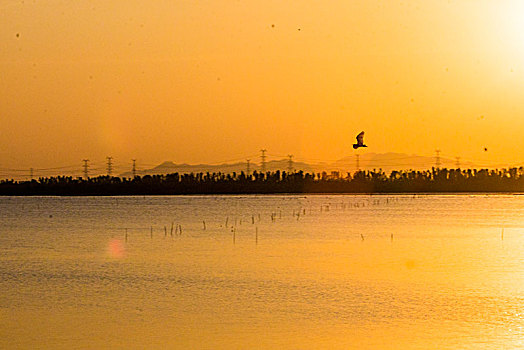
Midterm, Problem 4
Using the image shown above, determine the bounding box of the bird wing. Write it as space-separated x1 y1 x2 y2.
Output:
356 131 365 145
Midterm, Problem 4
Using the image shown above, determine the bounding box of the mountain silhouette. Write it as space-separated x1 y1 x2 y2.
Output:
119 152 475 177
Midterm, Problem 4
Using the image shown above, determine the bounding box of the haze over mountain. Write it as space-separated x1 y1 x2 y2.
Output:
120 152 476 177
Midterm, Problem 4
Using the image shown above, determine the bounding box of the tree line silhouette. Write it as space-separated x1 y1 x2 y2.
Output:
1 167 524 195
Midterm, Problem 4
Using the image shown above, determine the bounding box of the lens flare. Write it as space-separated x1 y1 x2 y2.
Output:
107 238 125 258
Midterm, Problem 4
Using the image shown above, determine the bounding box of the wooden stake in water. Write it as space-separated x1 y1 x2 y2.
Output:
179 225 182 235
225 217 229 227
391 233 393 242
361 234 365 241
233 228 236 245
203 220 206 230
125 228 128 242
164 226 167 238
255 226 258 245
150 226 153 239
170 222 174 237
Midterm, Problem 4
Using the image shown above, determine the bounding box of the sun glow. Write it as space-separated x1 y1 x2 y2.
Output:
494 2 524 56
3 1 524 169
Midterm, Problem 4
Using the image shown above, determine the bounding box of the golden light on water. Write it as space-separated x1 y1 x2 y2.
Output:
4 0 524 347
2 195 524 348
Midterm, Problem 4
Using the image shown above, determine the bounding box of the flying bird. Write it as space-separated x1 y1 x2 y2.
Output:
353 131 367 149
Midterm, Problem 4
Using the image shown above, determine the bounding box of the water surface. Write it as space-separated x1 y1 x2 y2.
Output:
1 195 524 349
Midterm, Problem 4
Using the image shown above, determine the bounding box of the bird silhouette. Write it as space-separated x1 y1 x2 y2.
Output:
353 131 367 149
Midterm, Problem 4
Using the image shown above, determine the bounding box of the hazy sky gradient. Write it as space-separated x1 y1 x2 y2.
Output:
2 0 524 172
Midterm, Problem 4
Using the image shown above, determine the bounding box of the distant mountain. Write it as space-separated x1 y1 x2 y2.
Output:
119 152 478 177
329 152 476 173
120 159 315 178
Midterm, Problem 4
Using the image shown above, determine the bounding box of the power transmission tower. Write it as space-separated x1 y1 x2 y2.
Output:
260 149 267 173
435 149 441 168
132 159 136 178
287 155 293 173
82 159 89 179
246 159 251 175
455 157 461 169
356 154 360 171
106 156 113 176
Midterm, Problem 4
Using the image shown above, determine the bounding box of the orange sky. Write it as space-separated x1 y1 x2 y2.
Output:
2 0 524 174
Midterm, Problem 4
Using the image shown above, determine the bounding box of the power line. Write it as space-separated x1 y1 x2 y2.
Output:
260 149 267 173
3 152 524 181
205 153 260 166
106 156 113 176
33 165 78 171
82 159 89 179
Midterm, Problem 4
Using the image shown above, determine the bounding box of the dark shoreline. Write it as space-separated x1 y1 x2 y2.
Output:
1 192 524 197
2 168 524 196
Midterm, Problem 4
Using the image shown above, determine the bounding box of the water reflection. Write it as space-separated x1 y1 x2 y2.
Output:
1 195 524 348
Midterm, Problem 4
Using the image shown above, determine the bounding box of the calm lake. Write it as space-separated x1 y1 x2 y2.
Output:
1 195 524 349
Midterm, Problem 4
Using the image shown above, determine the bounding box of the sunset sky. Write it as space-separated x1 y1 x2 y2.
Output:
2 0 524 174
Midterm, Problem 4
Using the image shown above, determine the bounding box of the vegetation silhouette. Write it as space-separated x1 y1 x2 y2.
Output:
1 167 524 195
